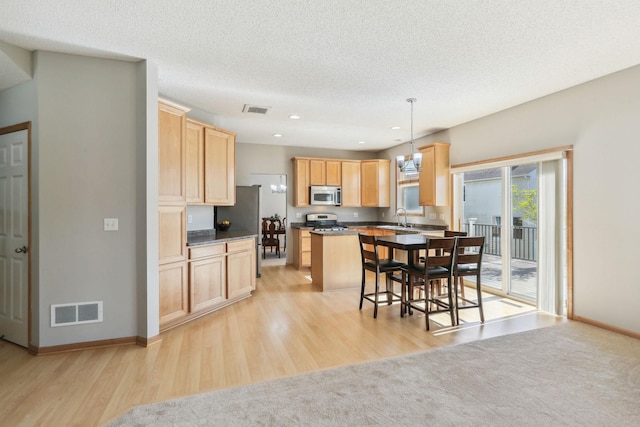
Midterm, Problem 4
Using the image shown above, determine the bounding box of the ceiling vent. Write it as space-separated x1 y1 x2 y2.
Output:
243 104 271 114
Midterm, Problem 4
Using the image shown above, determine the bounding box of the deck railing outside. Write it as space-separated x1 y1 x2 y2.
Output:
462 223 537 262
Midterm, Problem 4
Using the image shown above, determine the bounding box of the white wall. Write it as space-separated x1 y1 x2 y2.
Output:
421 65 640 334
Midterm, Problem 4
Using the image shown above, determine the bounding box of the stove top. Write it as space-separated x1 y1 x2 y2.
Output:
305 213 348 231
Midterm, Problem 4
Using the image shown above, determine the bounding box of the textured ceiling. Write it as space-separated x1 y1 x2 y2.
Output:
1 1 640 151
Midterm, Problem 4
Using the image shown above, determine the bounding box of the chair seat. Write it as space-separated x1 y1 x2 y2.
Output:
364 259 405 271
405 263 450 278
456 265 479 275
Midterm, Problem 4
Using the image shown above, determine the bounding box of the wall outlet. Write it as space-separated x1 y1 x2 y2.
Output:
381 212 385 218
429 213 437 220
187 215 193 224
353 212 359 218
296 212 302 219
439 213 445 220
104 218 119 231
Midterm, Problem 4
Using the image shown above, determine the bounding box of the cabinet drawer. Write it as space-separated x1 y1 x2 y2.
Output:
227 238 254 253
189 243 225 259
300 230 311 238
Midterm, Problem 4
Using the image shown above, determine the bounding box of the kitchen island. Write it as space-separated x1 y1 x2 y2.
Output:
310 230 362 292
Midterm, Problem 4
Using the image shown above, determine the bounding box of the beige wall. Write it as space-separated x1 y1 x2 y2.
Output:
423 65 640 334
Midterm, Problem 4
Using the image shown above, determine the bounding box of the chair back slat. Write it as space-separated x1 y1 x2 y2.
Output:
423 237 456 270
454 236 485 267
359 234 379 265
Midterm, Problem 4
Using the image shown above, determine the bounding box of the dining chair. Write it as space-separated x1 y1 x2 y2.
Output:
281 217 287 253
452 236 485 325
358 234 406 318
401 237 456 330
444 230 468 298
261 218 281 259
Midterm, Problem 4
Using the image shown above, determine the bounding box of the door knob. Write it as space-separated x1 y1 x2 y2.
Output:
15 246 28 254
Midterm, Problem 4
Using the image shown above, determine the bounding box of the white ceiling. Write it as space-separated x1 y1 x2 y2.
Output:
2 1 640 151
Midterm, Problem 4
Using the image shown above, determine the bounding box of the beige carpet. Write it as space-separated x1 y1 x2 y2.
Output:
109 322 640 426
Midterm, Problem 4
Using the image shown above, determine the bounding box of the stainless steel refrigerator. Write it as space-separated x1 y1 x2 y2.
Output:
217 185 262 277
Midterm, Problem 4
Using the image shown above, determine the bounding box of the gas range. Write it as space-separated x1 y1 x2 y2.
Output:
305 213 348 232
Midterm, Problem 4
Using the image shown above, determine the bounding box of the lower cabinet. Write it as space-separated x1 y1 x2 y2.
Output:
160 237 256 330
159 261 188 325
292 228 312 269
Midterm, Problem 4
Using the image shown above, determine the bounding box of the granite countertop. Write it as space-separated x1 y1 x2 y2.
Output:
309 230 360 236
187 229 258 246
290 221 447 231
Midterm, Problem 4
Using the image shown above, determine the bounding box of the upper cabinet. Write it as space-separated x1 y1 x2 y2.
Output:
361 159 390 207
418 142 450 206
204 126 236 205
308 159 342 186
185 119 236 205
341 160 361 207
293 158 310 207
158 101 189 203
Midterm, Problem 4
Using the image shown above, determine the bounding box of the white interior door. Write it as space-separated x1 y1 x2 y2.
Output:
0 128 29 347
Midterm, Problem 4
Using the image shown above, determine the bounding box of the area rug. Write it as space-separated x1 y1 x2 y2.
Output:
109 322 640 426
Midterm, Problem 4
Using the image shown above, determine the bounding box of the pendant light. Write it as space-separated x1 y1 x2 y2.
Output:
396 98 422 173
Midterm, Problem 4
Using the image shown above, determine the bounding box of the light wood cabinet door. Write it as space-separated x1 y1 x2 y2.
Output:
227 239 255 299
418 142 450 206
159 205 186 264
309 159 326 185
326 160 342 186
204 127 236 205
292 228 312 269
293 158 310 206
361 160 390 207
341 161 361 207
190 255 226 312
158 102 187 203
185 120 205 203
159 261 188 326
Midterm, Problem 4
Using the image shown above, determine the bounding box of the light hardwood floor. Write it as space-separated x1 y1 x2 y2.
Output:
0 265 564 426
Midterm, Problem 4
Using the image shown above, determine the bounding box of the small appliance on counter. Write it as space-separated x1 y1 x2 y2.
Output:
305 213 348 231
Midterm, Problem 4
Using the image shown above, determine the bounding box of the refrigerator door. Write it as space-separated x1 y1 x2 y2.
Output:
217 185 262 277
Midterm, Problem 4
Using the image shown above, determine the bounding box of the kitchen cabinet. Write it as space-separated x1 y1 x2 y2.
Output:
185 119 236 205
326 160 342 186
185 120 205 203
227 238 256 298
158 100 189 203
309 159 326 186
161 238 256 330
205 126 236 205
293 158 310 207
418 142 450 206
341 160 361 207
292 227 312 269
361 159 390 207
189 243 226 312
159 261 188 325
159 205 186 264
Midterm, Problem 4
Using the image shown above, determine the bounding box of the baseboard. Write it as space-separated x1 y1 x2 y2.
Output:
573 315 640 340
136 335 163 347
29 336 138 356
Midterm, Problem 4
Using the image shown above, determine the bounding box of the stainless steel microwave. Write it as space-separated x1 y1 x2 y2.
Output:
310 186 342 206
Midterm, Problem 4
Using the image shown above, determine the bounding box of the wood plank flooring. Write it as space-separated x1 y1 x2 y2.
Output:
0 265 564 426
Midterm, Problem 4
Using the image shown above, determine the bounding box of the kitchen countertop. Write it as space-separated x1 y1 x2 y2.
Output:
187 229 258 246
310 230 360 236
290 221 448 232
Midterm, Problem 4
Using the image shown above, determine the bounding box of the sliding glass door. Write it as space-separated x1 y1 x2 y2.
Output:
454 157 567 312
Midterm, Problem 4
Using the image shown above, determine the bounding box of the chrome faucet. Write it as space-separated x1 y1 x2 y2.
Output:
395 207 408 227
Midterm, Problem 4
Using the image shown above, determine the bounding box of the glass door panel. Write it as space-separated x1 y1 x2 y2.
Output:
509 164 538 302
462 169 504 292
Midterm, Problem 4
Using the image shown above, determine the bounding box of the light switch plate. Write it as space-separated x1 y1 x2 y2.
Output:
104 218 119 231
353 212 359 218
429 213 437 220
296 212 302 219
439 214 445 220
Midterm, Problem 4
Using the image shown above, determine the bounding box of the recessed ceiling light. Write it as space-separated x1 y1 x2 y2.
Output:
391 126 401 130
273 133 283 137
358 141 366 144
289 115 300 120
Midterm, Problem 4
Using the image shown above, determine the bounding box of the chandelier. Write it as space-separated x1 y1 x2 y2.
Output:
396 98 422 173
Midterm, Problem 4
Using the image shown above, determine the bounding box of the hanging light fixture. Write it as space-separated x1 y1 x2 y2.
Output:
396 98 422 174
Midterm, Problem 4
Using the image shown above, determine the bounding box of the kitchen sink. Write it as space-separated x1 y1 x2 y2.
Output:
376 225 421 234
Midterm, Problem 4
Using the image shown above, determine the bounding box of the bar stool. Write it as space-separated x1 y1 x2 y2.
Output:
453 236 486 325
401 237 456 330
358 234 406 318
